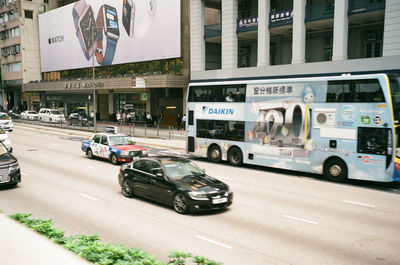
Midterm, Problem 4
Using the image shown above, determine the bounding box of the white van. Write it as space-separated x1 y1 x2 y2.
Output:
38 108 66 123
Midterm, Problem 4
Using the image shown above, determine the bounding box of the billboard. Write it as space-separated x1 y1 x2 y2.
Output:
39 0 181 72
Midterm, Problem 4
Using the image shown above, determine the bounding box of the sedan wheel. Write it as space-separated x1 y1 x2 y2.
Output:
111 154 118 165
121 179 135 198
87 149 93 159
173 193 189 214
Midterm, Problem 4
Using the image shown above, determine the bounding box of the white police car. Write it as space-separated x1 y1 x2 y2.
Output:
81 130 148 165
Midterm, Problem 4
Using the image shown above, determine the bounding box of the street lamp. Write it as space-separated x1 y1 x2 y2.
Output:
92 29 97 133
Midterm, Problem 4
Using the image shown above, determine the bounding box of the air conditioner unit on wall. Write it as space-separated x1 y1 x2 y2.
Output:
313 109 336 128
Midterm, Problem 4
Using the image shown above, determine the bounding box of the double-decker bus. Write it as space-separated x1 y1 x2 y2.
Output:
186 73 400 182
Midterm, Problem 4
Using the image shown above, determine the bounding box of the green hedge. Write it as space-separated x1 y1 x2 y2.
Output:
9 213 221 265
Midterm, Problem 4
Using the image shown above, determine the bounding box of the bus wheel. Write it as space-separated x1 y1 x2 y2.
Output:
228 147 243 166
208 145 221 163
324 158 348 182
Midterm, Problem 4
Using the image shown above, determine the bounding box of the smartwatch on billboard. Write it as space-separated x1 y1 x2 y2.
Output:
122 0 157 39
73 0 98 60
122 0 135 37
95 4 120 65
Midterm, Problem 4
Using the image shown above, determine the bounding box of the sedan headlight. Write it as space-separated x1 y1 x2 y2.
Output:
121 151 129 156
188 191 209 200
9 162 20 174
142 150 148 155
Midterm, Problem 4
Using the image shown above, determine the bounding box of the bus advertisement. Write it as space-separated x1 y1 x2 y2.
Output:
186 73 400 183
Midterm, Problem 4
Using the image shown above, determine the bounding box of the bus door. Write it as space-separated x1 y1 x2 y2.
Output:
355 127 391 180
186 109 195 152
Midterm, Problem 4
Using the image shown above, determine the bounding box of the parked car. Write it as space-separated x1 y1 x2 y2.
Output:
0 113 13 131
0 126 12 152
68 112 93 126
21 110 39 120
118 156 233 214
81 132 148 165
0 141 20 187
7 110 21 120
38 108 66 123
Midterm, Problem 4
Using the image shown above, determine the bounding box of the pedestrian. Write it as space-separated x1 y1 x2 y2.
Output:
126 112 131 124
176 114 181 131
146 112 152 126
122 112 126 125
182 114 186 130
90 111 94 120
116 111 121 125
158 115 163 126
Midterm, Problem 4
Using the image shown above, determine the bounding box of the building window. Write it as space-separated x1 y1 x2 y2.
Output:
44 0 48 3
6 62 21 72
24 10 33 19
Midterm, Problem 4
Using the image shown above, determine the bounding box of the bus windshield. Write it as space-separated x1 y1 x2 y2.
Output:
390 75 400 124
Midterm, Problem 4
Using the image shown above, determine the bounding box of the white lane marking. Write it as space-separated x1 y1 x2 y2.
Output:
283 215 319 225
342 200 376 208
79 193 98 201
195 235 233 249
40 154 48 158
21 172 28 176
87 166 97 170
216 176 233 181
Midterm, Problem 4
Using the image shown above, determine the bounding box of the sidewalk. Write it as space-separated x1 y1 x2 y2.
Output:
14 122 186 151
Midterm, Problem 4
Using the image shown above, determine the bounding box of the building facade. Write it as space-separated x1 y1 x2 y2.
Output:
0 0 60 111
190 0 400 82
12 0 189 126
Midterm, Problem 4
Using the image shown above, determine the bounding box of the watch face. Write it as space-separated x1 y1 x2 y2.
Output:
104 4 119 38
123 0 134 36
79 6 98 52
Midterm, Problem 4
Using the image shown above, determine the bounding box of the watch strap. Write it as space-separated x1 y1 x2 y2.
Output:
72 0 88 30
133 0 157 39
96 5 117 66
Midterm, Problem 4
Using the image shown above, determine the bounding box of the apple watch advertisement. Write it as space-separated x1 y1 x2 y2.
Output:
39 0 180 72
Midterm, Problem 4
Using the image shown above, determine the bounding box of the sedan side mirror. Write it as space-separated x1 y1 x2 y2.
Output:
155 172 164 178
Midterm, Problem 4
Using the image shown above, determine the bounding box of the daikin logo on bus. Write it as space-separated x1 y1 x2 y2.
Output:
202 106 235 115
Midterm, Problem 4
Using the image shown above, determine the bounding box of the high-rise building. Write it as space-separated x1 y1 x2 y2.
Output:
190 0 399 81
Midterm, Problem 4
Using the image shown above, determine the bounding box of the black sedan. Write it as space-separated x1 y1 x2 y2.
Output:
68 112 93 126
0 142 21 187
118 156 233 214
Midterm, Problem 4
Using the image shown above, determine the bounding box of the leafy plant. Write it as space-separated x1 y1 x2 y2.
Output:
9 213 222 265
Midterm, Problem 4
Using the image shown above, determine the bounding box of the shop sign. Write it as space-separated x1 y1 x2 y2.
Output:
141 93 147 101
132 77 146 88
64 81 104 89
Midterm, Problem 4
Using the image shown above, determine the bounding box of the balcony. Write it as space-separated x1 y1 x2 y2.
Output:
269 10 293 28
204 23 221 38
348 0 385 15
305 2 334 22
237 16 258 33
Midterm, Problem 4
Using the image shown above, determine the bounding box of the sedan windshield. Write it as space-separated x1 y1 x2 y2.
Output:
28 111 37 115
161 160 204 180
50 110 62 115
0 114 10 120
109 135 134 145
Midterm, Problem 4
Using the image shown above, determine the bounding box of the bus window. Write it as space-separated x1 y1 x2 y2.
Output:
389 76 400 124
358 127 388 155
327 79 384 103
196 120 245 142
